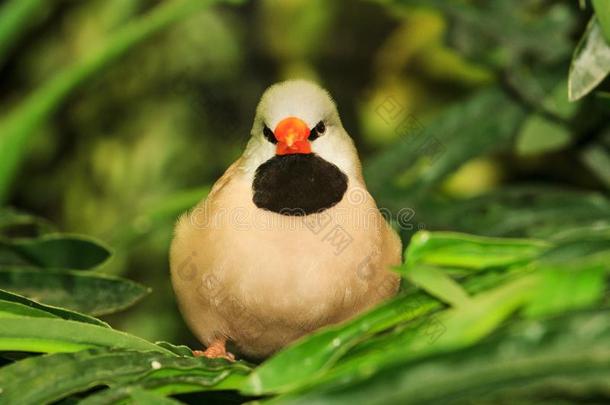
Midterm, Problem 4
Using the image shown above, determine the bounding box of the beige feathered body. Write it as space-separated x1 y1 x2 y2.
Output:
170 80 401 359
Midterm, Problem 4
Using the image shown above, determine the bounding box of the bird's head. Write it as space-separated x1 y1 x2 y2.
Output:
242 80 363 216
243 80 361 179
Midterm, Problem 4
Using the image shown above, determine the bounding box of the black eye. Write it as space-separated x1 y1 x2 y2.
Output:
263 125 276 144
309 121 326 141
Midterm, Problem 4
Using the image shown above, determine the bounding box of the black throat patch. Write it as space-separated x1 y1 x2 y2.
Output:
252 154 348 216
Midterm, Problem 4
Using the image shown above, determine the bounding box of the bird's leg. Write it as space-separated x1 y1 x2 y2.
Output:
193 338 235 361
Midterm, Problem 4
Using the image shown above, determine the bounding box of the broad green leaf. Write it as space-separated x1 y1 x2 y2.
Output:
0 268 149 316
0 234 111 269
593 0 610 43
405 231 550 270
0 317 174 354
400 264 470 307
523 265 606 318
0 348 249 405
515 114 571 156
272 309 610 404
0 289 108 327
569 18 610 101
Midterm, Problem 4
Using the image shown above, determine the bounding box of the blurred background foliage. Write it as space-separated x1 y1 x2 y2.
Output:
1 0 609 350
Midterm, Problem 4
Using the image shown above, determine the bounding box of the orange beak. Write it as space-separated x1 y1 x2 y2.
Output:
274 117 311 155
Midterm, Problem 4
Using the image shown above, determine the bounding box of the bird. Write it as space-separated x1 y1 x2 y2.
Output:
170 80 401 360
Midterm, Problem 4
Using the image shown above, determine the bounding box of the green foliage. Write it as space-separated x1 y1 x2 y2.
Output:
0 349 250 404
0 235 110 269
1 218 607 404
0 0 243 202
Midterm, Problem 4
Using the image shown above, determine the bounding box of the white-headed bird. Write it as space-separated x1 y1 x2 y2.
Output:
170 80 401 360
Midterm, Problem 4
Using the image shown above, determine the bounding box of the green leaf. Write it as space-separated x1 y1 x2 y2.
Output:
523 265 606 318
0 288 108 327
0 317 174 354
405 231 550 270
569 18 610 101
272 309 610 404
0 234 111 269
0 268 149 316
400 265 471 307
424 274 539 350
0 348 249 405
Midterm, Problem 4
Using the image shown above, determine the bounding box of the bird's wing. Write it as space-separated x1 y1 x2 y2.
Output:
207 158 243 200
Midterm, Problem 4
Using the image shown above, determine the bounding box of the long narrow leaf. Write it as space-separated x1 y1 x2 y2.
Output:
0 288 108 326
0 318 174 354
405 231 550 270
0 234 111 269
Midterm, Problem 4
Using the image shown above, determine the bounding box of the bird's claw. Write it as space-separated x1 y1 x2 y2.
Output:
193 343 235 362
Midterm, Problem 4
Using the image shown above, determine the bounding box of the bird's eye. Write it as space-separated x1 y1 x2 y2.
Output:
309 121 326 141
263 125 276 144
